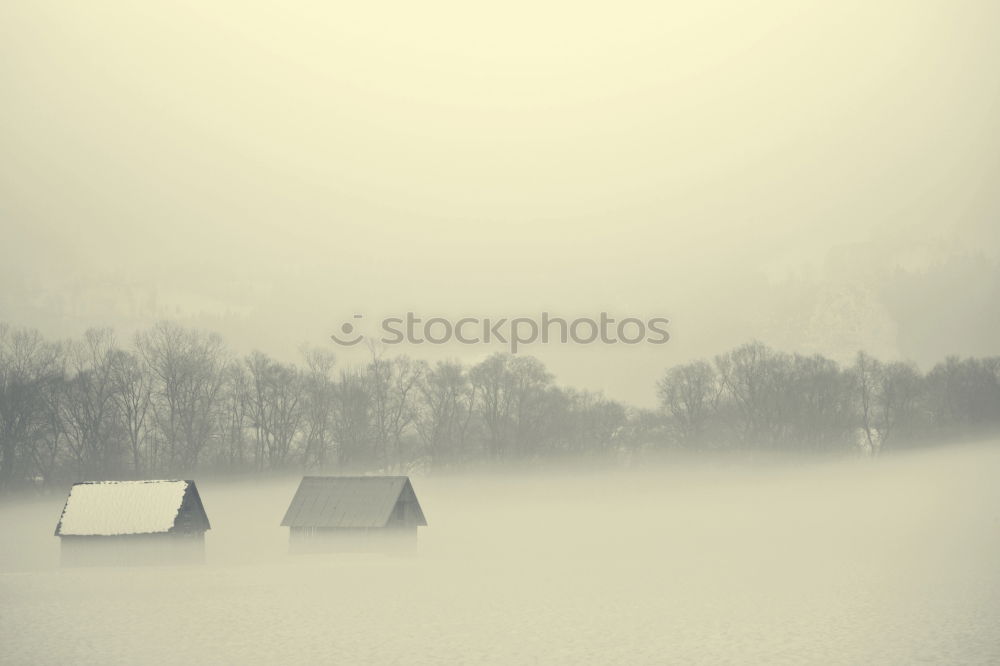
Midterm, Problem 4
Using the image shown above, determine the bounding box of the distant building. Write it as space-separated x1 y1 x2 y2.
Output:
55 480 210 566
280 476 427 554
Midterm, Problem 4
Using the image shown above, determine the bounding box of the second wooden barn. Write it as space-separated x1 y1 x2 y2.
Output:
280 476 427 553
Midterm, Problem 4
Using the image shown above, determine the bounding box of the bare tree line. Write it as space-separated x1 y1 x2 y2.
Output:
1 322 998 494
657 341 1000 455
0 322 626 492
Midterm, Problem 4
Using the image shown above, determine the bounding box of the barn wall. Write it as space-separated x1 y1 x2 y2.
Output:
289 526 417 555
60 533 206 567
386 498 423 527
175 483 211 532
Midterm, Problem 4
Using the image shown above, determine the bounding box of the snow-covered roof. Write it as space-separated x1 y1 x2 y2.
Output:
55 480 209 536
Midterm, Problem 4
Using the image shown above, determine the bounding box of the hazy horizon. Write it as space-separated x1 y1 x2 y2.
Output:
3 0 1000 406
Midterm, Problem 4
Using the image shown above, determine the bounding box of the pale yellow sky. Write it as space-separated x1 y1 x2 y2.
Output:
2 1 998 404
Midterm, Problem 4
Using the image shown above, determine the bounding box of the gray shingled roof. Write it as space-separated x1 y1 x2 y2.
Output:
280 476 427 528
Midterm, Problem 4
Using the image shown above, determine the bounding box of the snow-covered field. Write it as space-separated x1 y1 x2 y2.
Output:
2 445 999 665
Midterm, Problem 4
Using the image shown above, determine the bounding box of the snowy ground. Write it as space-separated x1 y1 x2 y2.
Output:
2 444 999 665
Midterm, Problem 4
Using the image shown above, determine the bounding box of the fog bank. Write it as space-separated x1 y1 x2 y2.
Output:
2 443 998 664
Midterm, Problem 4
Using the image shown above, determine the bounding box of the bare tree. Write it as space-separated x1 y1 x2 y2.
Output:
414 360 477 467
137 322 226 473
367 347 422 471
33 373 67 488
851 352 923 455
61 329 122 477
0 325 64 492
245 351 304 470
852 351 881 454
470 353 553 460
715 342 790 448
875 361 924 450
217 360 251 471
926 356 1000 438
549 388 627 457
110 348 152 475
299 347 337 470
330 369 373 469
785 354 855 453
657 361 720 448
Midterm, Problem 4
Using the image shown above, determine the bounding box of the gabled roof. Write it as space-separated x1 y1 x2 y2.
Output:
55 480 210 536
280 476 427 528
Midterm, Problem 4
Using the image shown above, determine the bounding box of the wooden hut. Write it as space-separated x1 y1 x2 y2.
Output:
55 480 210 566
280 476 427 554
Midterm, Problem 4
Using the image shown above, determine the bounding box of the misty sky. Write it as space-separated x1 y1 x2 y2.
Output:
2 1 998 405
